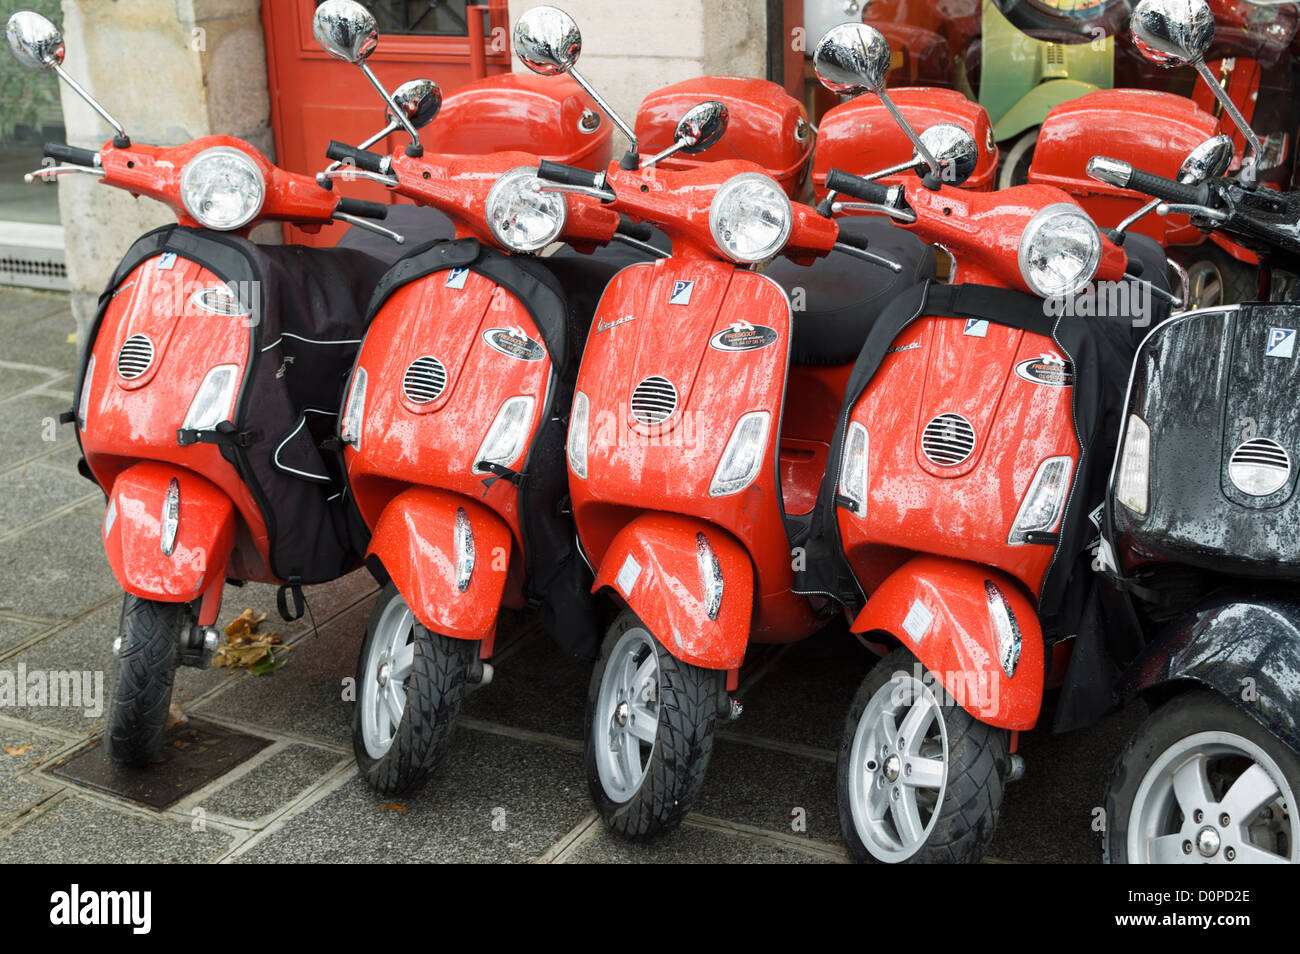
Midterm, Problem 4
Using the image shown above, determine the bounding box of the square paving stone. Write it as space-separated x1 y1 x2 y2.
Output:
561 822 836 864
0 502 118 619
0 616 45 657
0 367 58 400
1 308 80 372
0 392 79 466
0 288 68 330
460 625 591 740
693 739 839 844
0 793 233 863
0 462 98 537
235 729 590 863
0 727 62 821
198 744 345 823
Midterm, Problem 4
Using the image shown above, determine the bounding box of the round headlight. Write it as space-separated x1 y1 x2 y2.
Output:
708 172 792 264
180 147 266 231
1018 203 1101 299
486 166 566 253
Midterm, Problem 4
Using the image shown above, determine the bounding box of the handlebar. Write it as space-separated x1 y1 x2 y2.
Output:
325 141 389 175
334 197 389 220
537 159 603 190
1086 156 1209 207
824 169 895 206
43 142 98 168
616 214 653 242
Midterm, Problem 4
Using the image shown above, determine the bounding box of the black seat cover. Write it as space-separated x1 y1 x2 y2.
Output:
335 204 454 267
766 216 936 366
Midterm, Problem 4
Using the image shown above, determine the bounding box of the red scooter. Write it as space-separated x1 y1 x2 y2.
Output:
515 6 938 839
801 23 1175 863
5 10 402 764
313 0 656 794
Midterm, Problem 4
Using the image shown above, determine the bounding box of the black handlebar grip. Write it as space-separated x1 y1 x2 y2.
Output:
43 142 97 167
824 169 892 205
1125 168 1208 208
334 197 389 220
325 140 387 174
537 159 601 189
616 215 653 242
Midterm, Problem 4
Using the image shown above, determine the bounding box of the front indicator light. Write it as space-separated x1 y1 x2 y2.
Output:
1116 415 1150 516
182 364 240 432
454 507 474 593
1008 456 1074 545
161 478 180 557
474 396 534 474
709 411 771 497
985 581 1021 678
567 390 590 479
838 421 869 515
696 533 723 620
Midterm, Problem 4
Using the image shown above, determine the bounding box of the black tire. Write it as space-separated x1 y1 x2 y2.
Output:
837 648 1011 863
997 127 1038 190
1103 690 1300 864
351 583 477 796
1171 244 1258 308
105 595 187 765
583 609 725 840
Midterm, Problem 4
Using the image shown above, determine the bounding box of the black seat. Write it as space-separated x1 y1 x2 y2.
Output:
766 216 936 366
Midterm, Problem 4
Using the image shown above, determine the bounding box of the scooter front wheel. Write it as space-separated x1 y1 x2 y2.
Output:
106 594 187 765
838 648 1010 863
352 583 477 795
1104 690 1299 864
584 610 724 840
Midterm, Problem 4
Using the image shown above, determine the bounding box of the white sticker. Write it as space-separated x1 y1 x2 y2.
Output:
669 280 694 305
963 318 988 338
445 267 470 290
157 252 177 271
1266 327 1296 359
103 498 117 536
616 554 642 597
902 599 933 644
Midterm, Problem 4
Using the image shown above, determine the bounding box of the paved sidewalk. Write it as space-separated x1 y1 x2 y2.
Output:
0 286 1143 863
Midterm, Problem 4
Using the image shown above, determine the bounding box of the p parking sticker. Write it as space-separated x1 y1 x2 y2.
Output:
1266 327 1296 359
670 280 694 305
709 321 778 353
156 252 177 271
963 319 989 338
482 327 544 362
1015 353 1074 387
445 267 470 289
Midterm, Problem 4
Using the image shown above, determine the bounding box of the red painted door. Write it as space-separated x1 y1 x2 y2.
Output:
262 0 510 244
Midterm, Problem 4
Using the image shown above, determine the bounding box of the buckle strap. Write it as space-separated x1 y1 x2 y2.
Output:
476 461 525 487
177 420 261 448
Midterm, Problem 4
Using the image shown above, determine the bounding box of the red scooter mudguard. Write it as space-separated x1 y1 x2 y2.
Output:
593 514 753 671
102 461 234 602
366 487 511 641
851 556 1045 731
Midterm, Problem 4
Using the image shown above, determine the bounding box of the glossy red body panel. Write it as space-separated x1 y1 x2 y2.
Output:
366 488 510 640
422 73 613 172
634 77 814 198
1029 89 1222 246
592 515 753 670
814 88 1000 197
103 461 235 603
81 254 274 584
850 557 1045 730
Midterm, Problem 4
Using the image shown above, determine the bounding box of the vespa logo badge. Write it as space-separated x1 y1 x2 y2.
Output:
596 314 636 334
1015 351 1074 388
445 267 470 290
1266 327 1296 359
482 327 544 362
669 280 694 305
709 319 779 353
963 319 989 338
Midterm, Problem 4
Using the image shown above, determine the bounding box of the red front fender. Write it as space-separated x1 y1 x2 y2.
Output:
851 556 1045 731
366 488 511 641
593 514 753 670
103 461 234 602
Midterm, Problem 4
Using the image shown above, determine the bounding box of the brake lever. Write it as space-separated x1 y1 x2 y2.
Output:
532 180 615 202
613 234 669 259
1155 202 1229 224
333 212 405 244
23 164 103 184
831 200 918 224
832 242 904 273
316 167 399 189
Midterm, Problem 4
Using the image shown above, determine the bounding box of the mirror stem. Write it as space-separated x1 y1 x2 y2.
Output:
641 138 691 169
877 91 939 180
359 63 422 155
567 67 637 161
1115 198 1160 235
1192 61 1260 186
53 64 129 146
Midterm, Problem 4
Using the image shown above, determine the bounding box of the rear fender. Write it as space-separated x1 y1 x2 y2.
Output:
851 556 1045 730
593 514 752 670
103 461 234 602
367 488 511 640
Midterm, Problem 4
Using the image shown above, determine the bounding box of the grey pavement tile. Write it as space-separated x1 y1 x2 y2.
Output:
0 793 232 863
461 624 590 740
235 730 589 863
0 616 45 657
199 744 344 823
1 308 80 372
0 728 61 821
989 700 1148 864
0 502 118 619
0 392 82 467
694 739 839 843
0 289 67 330
563 822 836 864
0 367 56 400
194 601 370 746
0 462 98 537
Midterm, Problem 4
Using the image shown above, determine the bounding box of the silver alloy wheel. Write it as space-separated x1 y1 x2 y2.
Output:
593 625 660 802
359 593 417 760
1184 259 1224 309
847 667 949 862
1127 731 1297 864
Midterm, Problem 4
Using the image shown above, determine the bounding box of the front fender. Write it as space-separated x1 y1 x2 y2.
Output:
593 514 753 670
993 79 1101 142
367 488 511 640
1121 590 1300 756
851 557 1045 730
103 461 234 602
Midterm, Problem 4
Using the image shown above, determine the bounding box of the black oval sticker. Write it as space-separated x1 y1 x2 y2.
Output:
483 328 544 362
1014 356 1074 387
709 324 779 353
